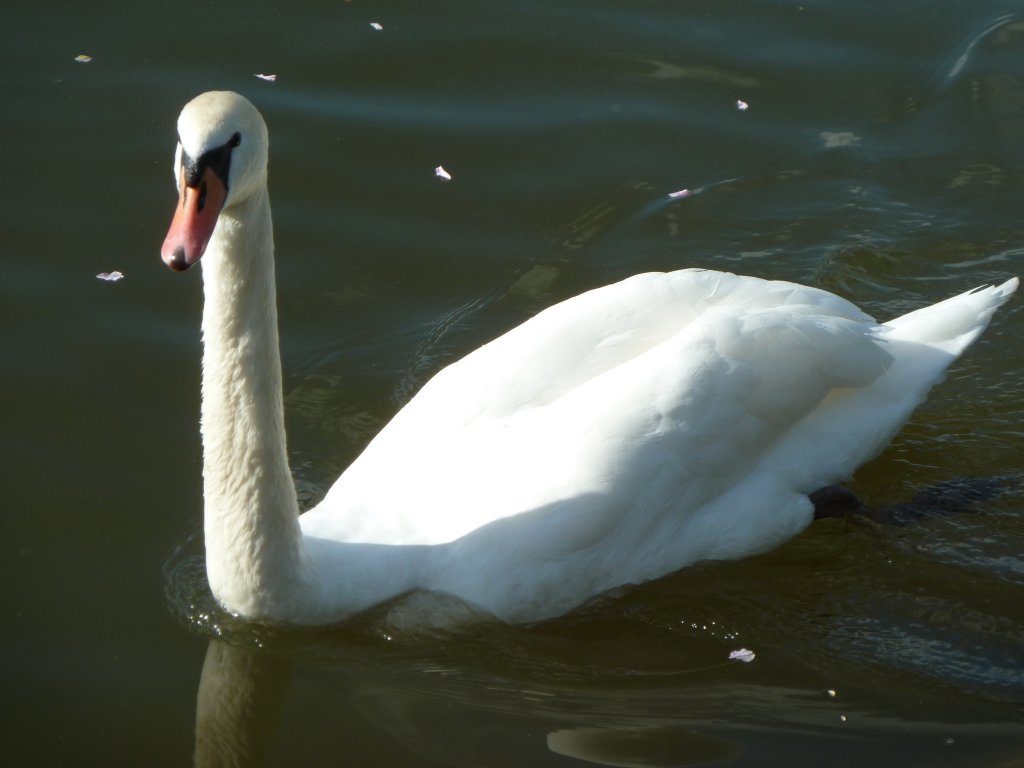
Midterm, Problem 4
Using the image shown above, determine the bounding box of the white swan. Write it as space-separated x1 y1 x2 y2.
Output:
161 91 1017 625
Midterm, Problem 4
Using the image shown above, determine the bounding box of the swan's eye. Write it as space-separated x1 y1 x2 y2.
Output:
198 180 208 211
230 132 241 147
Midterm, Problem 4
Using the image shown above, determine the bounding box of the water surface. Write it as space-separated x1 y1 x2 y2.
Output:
3 0 1023 765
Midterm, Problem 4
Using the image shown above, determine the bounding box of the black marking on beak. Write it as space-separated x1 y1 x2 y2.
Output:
180 131 241 190
167 246 191 272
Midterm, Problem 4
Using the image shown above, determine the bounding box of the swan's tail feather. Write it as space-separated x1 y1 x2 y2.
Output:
775 277 1016 493
883 277 1018 353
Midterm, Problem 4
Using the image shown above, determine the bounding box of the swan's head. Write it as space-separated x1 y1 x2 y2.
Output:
161 91 269 271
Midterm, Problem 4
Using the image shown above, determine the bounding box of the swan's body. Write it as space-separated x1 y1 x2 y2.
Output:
162 91 1017 625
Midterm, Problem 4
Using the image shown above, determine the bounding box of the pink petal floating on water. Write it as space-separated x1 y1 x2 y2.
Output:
254 73 277 82
728 648 755 663
435 165 452 181
668 188 691 199
370 22 383 31
736 99 749 111
75 54 93 63
96 271 125 282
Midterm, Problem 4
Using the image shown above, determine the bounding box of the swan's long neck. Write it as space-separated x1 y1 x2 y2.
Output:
199 185 308 617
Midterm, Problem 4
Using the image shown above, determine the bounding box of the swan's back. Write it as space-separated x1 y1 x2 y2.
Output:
302 270 1016 611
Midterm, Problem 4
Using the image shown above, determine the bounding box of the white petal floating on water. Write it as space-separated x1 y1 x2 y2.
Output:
668 188 691 199
728 648 755 663
435 165 452 181
736 99 749 111
370 22 383 31
74 54 93 63
254 73 277 82
96 271 125 282
827 689 837 698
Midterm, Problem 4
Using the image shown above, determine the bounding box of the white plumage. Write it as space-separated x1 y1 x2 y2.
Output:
161 91 1017 625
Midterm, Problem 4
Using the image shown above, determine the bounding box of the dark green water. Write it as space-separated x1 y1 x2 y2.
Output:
4 1 1023 765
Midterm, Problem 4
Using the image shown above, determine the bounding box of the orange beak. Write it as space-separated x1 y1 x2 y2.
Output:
161 166 228 271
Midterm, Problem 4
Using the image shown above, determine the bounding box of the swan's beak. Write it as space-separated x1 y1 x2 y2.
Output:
161 166 228 272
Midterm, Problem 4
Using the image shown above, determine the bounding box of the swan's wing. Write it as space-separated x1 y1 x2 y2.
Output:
412 268 877 422
302 269 892 547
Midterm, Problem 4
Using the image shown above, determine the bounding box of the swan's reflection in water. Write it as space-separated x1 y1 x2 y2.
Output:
190 633 1024 768
192 637 749 768
195 641 291 768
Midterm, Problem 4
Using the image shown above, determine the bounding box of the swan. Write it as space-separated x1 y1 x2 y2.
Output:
161 91 1017 625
